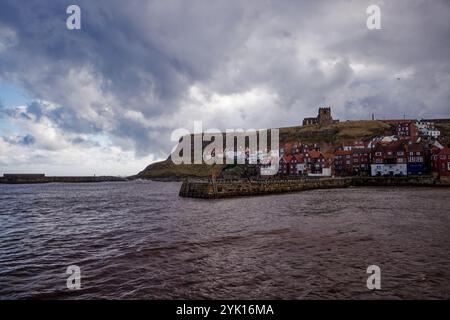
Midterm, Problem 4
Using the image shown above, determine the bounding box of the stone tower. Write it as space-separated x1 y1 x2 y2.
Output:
318 107 332 125
302 107 338 126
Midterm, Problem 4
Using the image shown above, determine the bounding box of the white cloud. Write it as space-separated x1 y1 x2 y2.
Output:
0 0 449 175
0 25 16 53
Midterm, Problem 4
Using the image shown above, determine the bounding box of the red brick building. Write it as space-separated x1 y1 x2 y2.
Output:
431 148 450 177
293 154 307 175
334 148 371 176
370 141 408 176
382 120 418 139
279 155 293 175
334 150 352 175
351 148 371 175
308 150 326 174
278 154 308 175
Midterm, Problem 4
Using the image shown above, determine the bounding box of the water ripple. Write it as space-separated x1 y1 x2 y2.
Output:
0 182 449 299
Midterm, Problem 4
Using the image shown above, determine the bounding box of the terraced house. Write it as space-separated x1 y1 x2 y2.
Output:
370 142 408 176
334 150 353 175
406 143 429 175
431 148 450 178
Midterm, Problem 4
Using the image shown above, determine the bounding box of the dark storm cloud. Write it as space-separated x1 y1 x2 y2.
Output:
0 0 449 160
0 0 255 156
0 0 189 108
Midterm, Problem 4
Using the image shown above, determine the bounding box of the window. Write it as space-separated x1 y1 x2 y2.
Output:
416 152 420 156
448 162 450 171
398 158 404 163
375 152 382 156
398 151 404 156
388 151 393 155
441 155 446 160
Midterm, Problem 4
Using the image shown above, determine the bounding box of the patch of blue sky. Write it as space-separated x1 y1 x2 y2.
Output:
0 82 30 107
0 82 30 135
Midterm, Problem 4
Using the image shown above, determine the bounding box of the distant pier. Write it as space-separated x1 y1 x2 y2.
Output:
0 174 127 184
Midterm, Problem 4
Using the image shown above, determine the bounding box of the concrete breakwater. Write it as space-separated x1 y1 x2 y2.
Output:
0 175 127 184
179 176 449 199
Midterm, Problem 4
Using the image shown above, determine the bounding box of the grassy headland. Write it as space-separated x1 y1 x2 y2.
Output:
135 120 392 180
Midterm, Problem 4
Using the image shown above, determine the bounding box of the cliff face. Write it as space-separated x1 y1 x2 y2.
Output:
135 120 392 180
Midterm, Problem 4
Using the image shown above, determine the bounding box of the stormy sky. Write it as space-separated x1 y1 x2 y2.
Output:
0 0 449 175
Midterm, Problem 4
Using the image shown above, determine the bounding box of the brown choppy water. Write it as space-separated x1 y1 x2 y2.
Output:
0 181 449 299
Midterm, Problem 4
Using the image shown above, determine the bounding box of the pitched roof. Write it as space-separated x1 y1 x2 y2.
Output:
308 150 322 158
334 150 352 156
282 155 293 162
283 143 293 149
438 147 450 156
294 154 305 163
322 152 335 160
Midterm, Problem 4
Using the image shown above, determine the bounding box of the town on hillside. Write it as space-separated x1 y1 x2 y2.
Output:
225 108 450 180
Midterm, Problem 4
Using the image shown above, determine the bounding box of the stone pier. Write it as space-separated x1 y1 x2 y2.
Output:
179 176 448 199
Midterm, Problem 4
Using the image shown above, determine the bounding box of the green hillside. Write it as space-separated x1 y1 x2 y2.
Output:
135 161 225 180
135 120 392 180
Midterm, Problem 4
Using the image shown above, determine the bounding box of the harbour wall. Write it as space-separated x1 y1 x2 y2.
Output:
179 176 449 199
